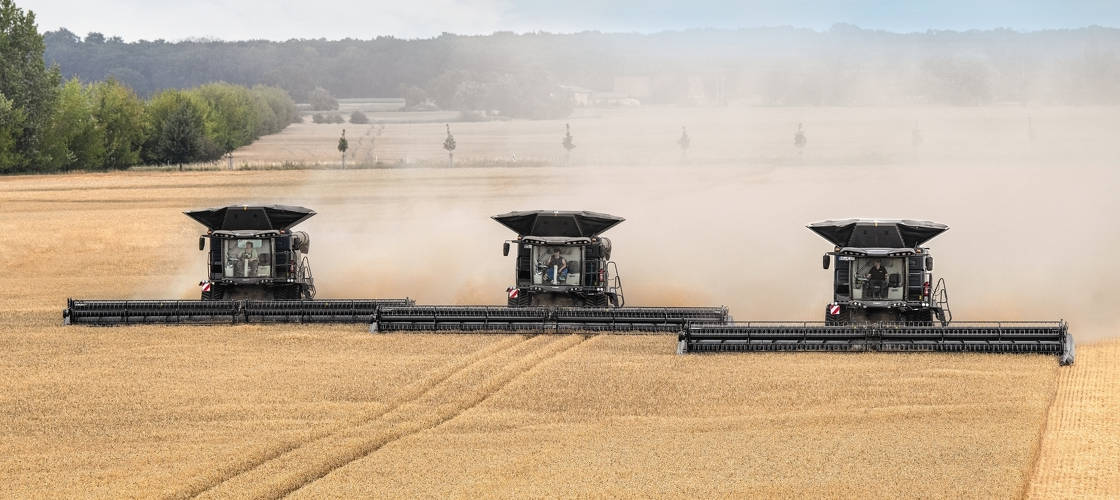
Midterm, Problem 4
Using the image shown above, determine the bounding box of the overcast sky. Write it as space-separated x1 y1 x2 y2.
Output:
20 0 1120 41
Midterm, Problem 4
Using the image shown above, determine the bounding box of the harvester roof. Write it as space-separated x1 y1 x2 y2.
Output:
492 210 624 237
185 205 316 231
807 219 948 248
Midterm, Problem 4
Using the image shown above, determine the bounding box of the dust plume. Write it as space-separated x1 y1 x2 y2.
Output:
255 105 1120 342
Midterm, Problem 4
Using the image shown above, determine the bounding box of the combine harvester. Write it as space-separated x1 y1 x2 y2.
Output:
678 219 1074 365
64 205 413 325
371 210 729 333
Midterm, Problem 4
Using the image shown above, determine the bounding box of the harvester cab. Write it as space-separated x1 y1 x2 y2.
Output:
811 219 950 325
494 210 625 307
187 205 317 300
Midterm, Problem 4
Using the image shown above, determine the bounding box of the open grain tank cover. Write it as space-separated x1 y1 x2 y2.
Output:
807 219 948 248
184 205 316 231
492 210 625 237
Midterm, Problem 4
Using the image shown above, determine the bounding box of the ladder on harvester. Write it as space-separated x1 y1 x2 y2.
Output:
301 256 316 299
608 261 625 307
932 277 952 325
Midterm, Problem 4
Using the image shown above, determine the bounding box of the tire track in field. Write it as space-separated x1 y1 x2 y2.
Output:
173 334 528 499
286 334 596 499
196 334 587 500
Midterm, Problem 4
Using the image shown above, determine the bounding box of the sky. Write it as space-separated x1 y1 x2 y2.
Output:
19 0 1120 41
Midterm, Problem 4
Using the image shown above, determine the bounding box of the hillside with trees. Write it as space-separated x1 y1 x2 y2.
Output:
41 25 1120 108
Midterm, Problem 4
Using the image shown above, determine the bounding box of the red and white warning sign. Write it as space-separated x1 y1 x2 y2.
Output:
200 282 212 292
507 288 519 299
828 304 841 316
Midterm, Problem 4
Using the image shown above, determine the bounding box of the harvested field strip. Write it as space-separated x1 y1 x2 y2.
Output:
172 334 526 498
198 334 588 500
1027 340 1120 498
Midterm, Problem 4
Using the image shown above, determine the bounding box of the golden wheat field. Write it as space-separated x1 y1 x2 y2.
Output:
2 106 1118 498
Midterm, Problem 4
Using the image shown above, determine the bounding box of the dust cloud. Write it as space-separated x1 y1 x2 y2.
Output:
223 106 1120 342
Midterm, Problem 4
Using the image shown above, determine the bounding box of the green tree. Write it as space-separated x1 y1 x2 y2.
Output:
144 90 205 169
0 92 23 171
52 78 104 170
194 82 256 157
442 123 455 168
308 86 337 111
0 0 62 171
251 85 298 133
349 110 369 124
91 79 146 169
337 129 348 168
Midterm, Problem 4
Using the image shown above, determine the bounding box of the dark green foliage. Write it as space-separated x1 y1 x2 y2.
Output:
92 78 146 169
311 113 344 124
53 78 104 169
308 87 337 111
0 0 62 171
442 124 455 152
144 90 204 168
349 110 369 124
0 92 22 170
2 1 297 173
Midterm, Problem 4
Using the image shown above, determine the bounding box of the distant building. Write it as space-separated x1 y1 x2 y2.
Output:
590 91 641 107
558 85 593 106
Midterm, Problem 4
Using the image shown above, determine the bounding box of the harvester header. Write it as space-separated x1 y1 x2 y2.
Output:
185 205 316 231
808 219 948 249
492 210 624 237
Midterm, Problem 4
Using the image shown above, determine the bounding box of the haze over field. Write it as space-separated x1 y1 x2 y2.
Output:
3 0 1119 497
2 162 1117 497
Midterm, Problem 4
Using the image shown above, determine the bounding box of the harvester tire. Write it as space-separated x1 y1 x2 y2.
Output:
825 306 849 325
507 292 530 307
201 285 223 301
583 295 609 308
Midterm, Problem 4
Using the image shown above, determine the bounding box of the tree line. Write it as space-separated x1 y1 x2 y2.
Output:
1 0 297 173
40 23 1120 108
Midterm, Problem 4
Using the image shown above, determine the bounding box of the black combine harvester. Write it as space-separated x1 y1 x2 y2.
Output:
496 210 624 307
677 219 1074 365
64 206 726 332
63 205 414 325
371 210 728 332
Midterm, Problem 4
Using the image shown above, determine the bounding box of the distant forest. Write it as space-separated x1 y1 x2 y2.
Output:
43 26 1120 110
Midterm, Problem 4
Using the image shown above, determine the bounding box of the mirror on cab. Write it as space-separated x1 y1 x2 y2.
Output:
503 241 510 256
822 254 830 269
925 256 934 271
199 236 206 251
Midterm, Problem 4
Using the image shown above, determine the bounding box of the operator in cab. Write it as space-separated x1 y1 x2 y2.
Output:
232 241 258 277
544 248 569 283
238 241 258 261
865 260 888 298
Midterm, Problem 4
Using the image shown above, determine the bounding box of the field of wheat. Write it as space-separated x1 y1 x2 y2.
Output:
1 106 1117 497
